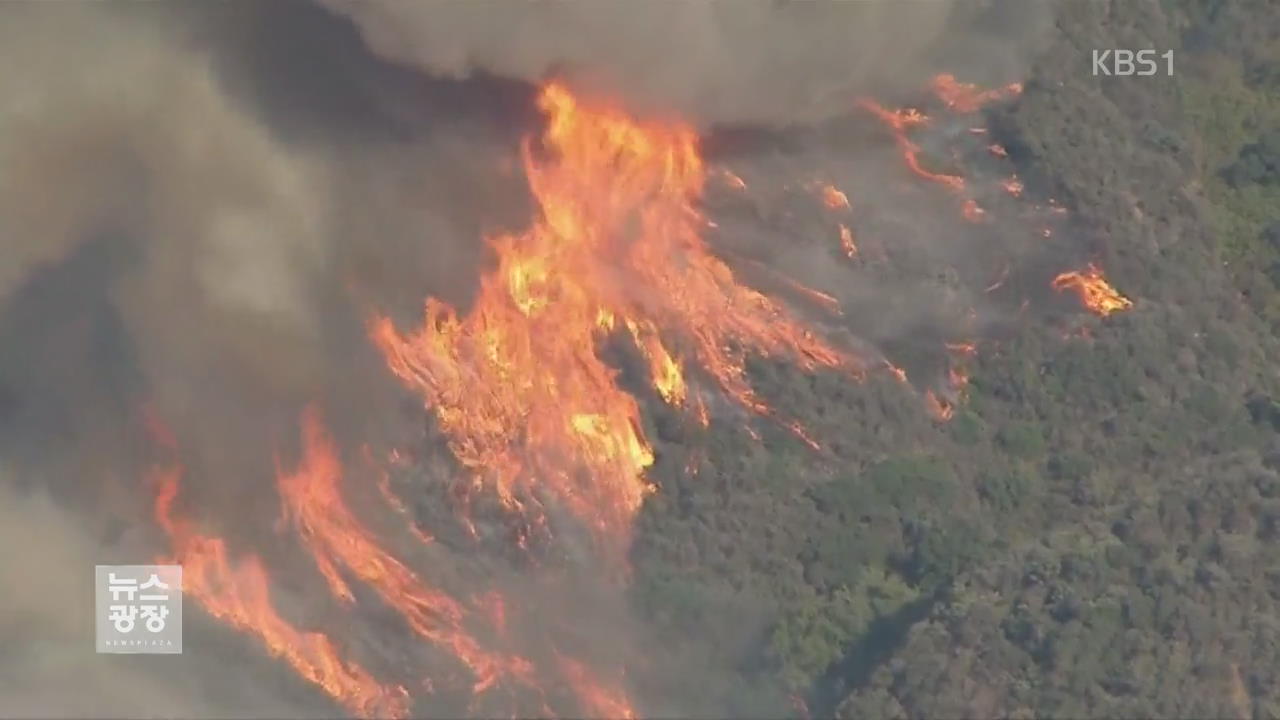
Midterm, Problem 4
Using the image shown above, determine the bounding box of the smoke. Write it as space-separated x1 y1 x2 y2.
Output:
323 0 1050 126
0 479 343 719
0 0 1058 716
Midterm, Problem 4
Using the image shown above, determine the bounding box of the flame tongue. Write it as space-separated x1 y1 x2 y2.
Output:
372 82 861 547
153 467 412 720
276 407 536 695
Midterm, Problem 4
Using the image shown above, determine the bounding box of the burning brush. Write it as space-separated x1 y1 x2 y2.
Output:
141 73 1132 719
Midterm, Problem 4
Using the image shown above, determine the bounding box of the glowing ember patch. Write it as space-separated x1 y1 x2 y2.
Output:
1051 263 1133 316
153 468 411 720
558 657 636 720
817 183 850 210
924 390 955 422
839 223 858 260
1001 176 1023 196
988 143 1009 158
717 168 747 191
962 199 986 222
859 100 964 192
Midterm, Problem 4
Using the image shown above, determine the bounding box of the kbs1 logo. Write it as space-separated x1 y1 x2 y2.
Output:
95 564 183 654
1092 49 1174 76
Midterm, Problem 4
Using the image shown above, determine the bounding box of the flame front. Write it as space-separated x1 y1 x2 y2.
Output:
1052 263 1133 316
153 467 411 719
276 407 536 695
372 82 861 549
137 73 1143 719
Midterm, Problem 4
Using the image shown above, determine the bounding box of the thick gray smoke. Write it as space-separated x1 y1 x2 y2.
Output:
0 1 1055 717
323 0 1050 126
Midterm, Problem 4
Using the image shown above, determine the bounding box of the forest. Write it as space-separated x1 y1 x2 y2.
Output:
626 1 1280 717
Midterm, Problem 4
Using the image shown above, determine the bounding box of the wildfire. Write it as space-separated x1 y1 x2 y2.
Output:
276 407 536 696
838 223 858 260
372 82 861 549
859 99 965 192
962 199 986 222
717 168 747 191
153 467 412 720
931 73 1023 113
815 182 851 210
924 390 955 422
984 263 1010 294
883 360 909 385
1051 263 1133 316
367 448 435 547
137 73 1084 719
558 657 636 720
1001 176 1024 197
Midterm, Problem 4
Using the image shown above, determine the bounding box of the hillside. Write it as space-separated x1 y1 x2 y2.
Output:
628 2 1280 717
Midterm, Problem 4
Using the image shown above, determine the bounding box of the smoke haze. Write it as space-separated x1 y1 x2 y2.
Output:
0 1 1055 716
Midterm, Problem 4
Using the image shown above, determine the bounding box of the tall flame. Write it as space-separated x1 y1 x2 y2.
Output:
371 82 861 549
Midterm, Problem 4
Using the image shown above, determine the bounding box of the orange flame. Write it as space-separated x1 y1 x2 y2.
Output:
859 100 965 192
717 168 747 191
372 82 860 549
924 390 954 422
815 182 850 210
1051 263 1133 316
883 360 909 385
153 467 411 720
931 73 1023 113
276 407 536 695
961 199 986 222
558 656 636 720
1001 176 1024 197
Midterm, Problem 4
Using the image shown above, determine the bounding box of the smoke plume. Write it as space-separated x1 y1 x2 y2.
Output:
323 0 1050 126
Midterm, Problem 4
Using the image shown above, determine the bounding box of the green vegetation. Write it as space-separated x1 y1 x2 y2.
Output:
629 1 1280 716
